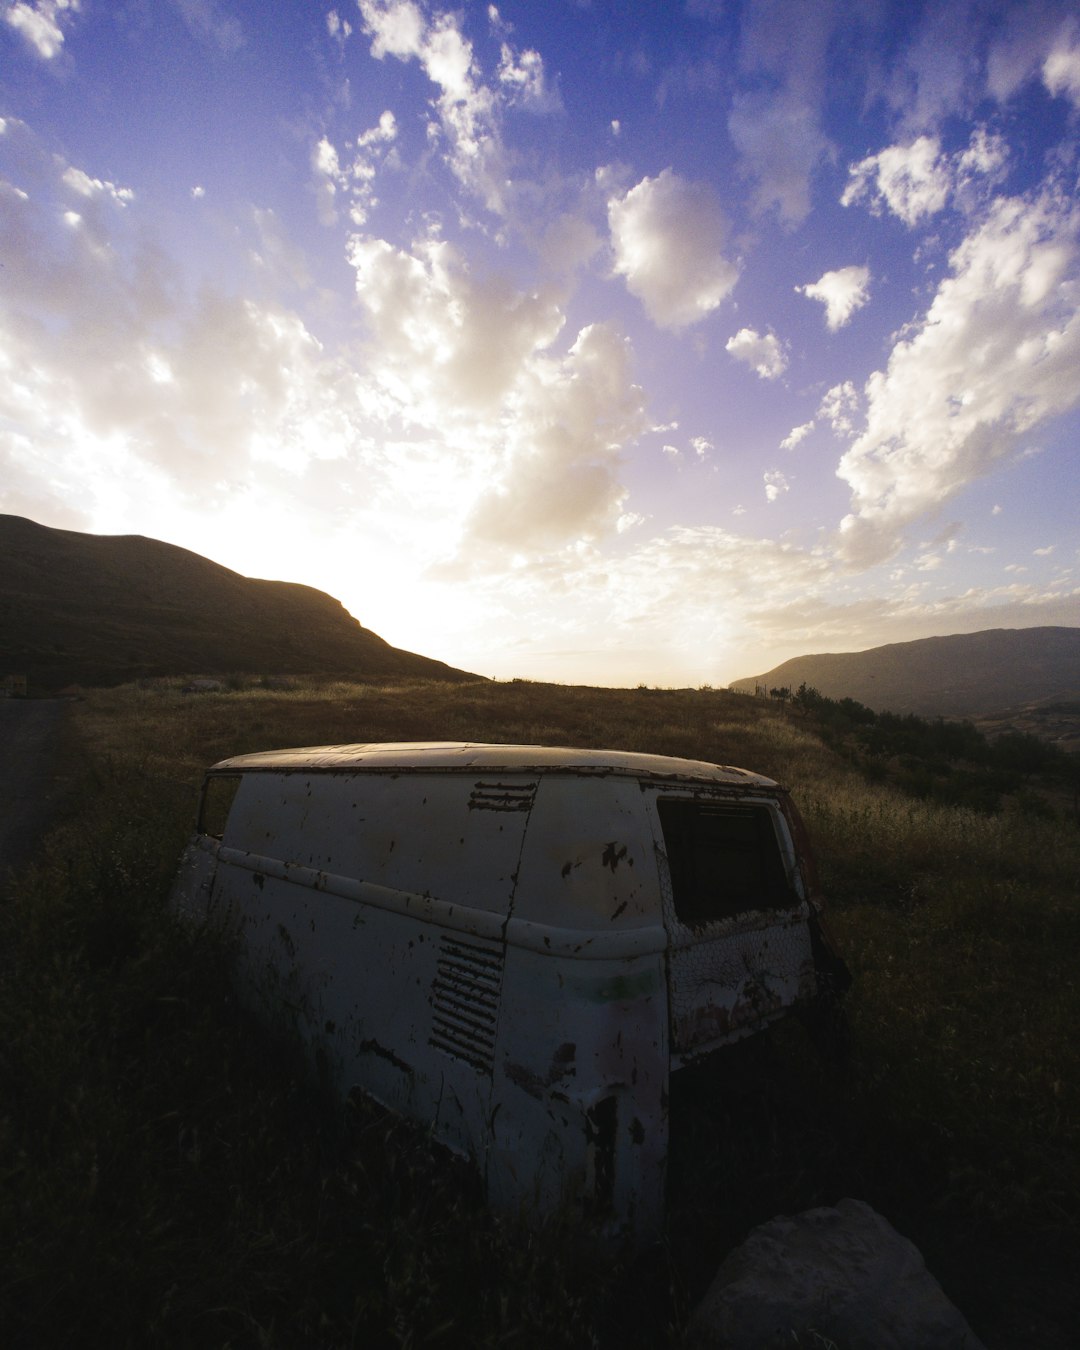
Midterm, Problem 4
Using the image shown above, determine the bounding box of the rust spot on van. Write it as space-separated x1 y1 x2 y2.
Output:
506 1061 546 1100
602 842 628 871
358 1038 413 1075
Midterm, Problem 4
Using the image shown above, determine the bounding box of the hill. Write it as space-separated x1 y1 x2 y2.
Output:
0 515 476 690
731 627 1080 718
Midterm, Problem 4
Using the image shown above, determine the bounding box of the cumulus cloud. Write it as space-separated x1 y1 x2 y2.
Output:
326 8 352 43
763 470 790 503
61 165 134 205
780 420 813 451
0 130 404 541
1043 18 1080 107
819 381 860 436
607 169 738 330
344 226 651 559
842 135 951 225
842 130 1008 226
314 112 397 228
837 187 1080 564
3 0 79 59
497 41 560 111
357 0 553 218
725 327 786 379
311 137 345 226
797 265 869 330
347 230 564 421
462 322 646 554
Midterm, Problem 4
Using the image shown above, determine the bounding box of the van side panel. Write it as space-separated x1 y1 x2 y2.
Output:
220 770 531 914
204 770 533 1161
491 947 668 1237
494 778 669 1234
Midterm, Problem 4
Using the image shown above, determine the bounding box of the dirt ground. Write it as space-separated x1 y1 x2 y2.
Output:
0 698 71 880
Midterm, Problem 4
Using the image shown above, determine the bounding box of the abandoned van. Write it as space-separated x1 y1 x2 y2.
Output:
171 741 847 1238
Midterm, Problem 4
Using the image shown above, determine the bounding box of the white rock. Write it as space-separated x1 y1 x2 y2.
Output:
690 1198 986 1350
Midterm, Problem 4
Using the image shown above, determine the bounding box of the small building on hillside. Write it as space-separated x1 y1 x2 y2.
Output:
2 674 28 698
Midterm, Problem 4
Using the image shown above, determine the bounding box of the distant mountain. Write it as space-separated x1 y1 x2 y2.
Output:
0 515 477 691
731 627 1080 719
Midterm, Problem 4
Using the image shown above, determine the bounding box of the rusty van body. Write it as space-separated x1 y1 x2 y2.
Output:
171 741 847 1239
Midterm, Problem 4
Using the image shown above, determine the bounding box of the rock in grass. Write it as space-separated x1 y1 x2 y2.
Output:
689 1198 986 1350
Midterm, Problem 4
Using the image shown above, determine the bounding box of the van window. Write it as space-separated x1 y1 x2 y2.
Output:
198 774 241 839
656 799 796 926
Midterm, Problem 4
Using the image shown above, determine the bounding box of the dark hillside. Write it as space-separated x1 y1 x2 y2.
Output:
732 626 1080 718
0 515 476 689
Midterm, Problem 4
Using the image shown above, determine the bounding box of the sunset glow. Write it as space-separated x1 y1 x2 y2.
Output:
2 1 1078 684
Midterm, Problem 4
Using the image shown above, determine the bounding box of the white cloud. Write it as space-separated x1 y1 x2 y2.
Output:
358 0 549 219
315 111 398 229
690 436 713 458
837 187 1080 564
607 169 738 330
780 420 814 451
326 9 352 42
459 322 646 556
818 381 860 436
343 227 648 560
725 327 786 380
3 0 79 59
797 264 869 330
842 135 951 226
498 41 560 112
347 230 564 421
312 137 344 226
763 470 789 502
61 165 134 206
358 0 424 59
843 130 1009 227
1043 18 1080 107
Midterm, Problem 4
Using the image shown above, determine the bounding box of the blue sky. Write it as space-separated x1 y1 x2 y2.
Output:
1 0 1078 685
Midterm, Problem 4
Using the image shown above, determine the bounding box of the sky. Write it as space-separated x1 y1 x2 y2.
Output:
1 0 1078 687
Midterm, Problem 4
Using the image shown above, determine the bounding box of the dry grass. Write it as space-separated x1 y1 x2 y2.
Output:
2 678 1078 1348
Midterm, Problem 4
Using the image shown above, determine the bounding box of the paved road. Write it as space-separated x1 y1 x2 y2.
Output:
0 698 70 879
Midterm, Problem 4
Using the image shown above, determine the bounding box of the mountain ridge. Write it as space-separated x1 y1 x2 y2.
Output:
0 514 477 690
731 627 1080 719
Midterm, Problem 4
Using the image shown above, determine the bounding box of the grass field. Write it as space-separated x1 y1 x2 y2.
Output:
2 678 1078 1347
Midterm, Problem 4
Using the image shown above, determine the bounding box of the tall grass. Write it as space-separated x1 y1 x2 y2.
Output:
2 679 1078 1347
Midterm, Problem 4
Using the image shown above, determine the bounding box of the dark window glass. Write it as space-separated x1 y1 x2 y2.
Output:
199 774 241 839
657 799 796 926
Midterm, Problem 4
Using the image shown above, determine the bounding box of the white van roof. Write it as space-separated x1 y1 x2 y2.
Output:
209 741 779 788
